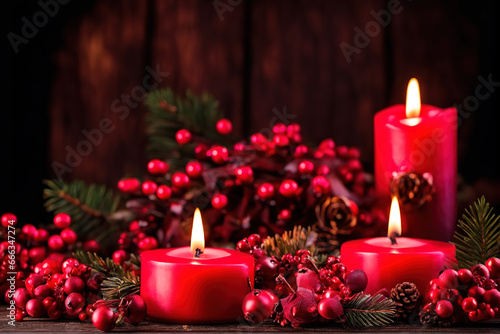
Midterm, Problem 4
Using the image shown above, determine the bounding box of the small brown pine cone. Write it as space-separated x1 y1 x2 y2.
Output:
391 282 421 322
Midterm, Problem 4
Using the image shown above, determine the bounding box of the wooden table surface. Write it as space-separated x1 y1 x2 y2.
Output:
0 310 498 333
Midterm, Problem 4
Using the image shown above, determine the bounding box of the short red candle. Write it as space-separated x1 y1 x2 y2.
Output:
141 247 254 323
141 208 254 324
374 79 457 241
341 237 455 294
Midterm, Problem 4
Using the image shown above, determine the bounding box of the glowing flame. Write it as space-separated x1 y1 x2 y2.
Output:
387 196 402 238
405 78 421 118
191 208 205 257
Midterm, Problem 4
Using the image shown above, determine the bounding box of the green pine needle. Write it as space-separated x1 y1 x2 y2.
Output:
74 251 141 300
451 196 500 269
263 226 317 259
344 293 396 327
145 88 236 167
43 179 122 250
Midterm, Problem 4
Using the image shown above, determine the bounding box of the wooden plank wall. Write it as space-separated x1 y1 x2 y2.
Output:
49 0 492 190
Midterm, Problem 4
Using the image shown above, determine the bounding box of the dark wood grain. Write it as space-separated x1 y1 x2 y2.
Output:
0 309 498 333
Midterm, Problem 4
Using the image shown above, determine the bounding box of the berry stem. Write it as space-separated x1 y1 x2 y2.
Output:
276 274 296 294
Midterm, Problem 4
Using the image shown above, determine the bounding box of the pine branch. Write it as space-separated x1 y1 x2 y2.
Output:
145 88 236 167
74 251 141 300
43 179 123 249
451 196 500 269
263 226 317 258
344 293 396 327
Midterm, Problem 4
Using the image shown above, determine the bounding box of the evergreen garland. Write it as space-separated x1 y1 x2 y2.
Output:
451 196 500 269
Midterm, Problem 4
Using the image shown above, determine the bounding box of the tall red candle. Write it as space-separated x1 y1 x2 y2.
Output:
141 209 254 324
374 79 457 241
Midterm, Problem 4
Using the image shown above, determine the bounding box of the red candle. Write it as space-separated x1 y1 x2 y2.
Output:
341 197 455 294
141 209 254 323
374 78 457 241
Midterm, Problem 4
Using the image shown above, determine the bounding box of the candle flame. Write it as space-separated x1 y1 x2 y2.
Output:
405 78 421 118
191 208 205 257
387 196 402 240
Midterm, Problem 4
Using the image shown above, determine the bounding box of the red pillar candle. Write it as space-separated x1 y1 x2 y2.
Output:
141 209 254 324
374 78 457 241
341 197 455 294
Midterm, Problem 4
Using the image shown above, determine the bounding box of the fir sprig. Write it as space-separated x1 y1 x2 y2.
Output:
344 293 396 327
145 88 236 169
451 196 500 269
263 226 317 259
74 251 141 300
43 179 124 248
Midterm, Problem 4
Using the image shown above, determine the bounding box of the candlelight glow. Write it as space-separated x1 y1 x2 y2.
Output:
405 78 421 119
191 208 205 257
387 196 402 238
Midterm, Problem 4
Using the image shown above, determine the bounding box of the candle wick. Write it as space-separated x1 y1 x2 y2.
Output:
194 248 203 258
389 232 400 245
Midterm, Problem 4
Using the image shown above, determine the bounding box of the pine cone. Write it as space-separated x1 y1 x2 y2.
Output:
390 282 420 322
418 308 451 327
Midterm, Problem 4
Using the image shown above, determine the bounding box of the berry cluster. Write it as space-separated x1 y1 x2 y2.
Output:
0 213 99 298
90 295 147 331
420 257 500 325
237 236 370 327
116 116 382 248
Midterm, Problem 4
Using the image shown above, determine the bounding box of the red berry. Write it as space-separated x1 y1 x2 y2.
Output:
14 288 30 309
147 159 169 175
209 146 229 164
485 257 500 279
428 289 441 303
279 179 298 197
216 118 233 135
92 306 115 331
117 178 140 194
286 123 301 136
458 268 473 285
273 134 289 146
483 289 500 308
211 194 228 209
171 172 190 188
439 269 458 289
124 294 147 325
318 296 344 319
34 228 49 242
156 185 172 200
79 312 88 321
34 285 51 300
186 161 203 178
298 160 314 174
64 276 85 295
60 228 77 245
141 181 158 196
236 239 251 252
471 263 490 279
247 234 261 247
65 292 85 316
468 286 485 302
43 296 55 310
235 166 254 183
347 147 361 159
47 235 65 252
272 123 286 134
175 129 192 145
294 145 309 158
242 289 277 324
194 144 208 159
257 183 275 199
26 299 45 318
29 247 47 265
345 269 368 293
250 133 268 145
25 274 46 293
138 236 158 251
53 213 71 229
462 297 478 312
83 240 101 253
278 209 292 221
233 142 245 151
47 301 62 319
22 224 37 238
1 213 17 227
312 176 331 195
62 258 80 275
336 145 349 157
316 165 330 176
112 250 130 265
435 300 454 318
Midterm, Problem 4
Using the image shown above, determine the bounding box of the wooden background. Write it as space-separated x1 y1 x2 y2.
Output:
1 0 499 222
